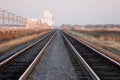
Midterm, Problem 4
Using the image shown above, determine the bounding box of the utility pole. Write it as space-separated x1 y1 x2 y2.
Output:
16 16 19 28
7 12 12 33
0 8 27 34
24 18 27 33
19 16 22 33
11 13 15 27
23 18 27 27
0 8 2 27
11 13 15 33
2 10 6 27
19 16 22 27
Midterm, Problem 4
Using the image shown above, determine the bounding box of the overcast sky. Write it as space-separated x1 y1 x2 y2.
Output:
0 0 120 25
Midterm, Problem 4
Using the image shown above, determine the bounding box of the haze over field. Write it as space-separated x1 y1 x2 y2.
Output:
0 0 120 25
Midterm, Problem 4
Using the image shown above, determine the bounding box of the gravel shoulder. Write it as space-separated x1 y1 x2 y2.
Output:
28 31 78 80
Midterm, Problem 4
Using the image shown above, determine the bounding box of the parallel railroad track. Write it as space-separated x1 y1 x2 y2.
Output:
0 31 53 63
0 31 56 80
1 30 120 80
61 31 120 80
63 40 91 80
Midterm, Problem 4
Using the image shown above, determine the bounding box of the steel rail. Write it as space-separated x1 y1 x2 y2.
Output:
19 32 56 80
62 31 120 79
61 32 100 80
64 31 120 67
0 31 54 68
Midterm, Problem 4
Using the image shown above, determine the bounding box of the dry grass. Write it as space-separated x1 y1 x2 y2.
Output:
69 30 120 56
0 31 24 41
0 30 46 41
0 31 48 55
74 29 120 42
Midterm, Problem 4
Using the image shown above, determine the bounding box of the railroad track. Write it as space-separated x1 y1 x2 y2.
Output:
0 31 53 63
62 39 92 80
61 31 120 80
0 31 56 80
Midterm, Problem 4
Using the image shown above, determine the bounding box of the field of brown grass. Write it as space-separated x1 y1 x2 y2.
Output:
0 29 50 42
0 30 49 55
68 29 120 56
74 29 120 42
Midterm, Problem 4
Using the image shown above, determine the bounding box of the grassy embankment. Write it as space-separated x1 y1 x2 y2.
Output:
0 31 49 55
69 29 120 56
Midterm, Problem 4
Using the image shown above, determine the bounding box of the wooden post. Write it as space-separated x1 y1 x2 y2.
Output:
10 13 15 33
7 13 11 33
2 10 7 28
1 10 7 34
15 16 18 33
0 8 2 28
12 14 15 27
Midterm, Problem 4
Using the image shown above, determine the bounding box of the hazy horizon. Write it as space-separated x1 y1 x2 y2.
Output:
0 0 120 26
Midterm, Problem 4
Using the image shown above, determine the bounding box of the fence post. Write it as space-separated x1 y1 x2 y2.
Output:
7 13 11 33
11 13 15 33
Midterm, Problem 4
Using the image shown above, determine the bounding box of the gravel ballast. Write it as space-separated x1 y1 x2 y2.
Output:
28 31 78 80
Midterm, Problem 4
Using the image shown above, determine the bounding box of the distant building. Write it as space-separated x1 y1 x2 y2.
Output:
27 19 41 28
26 11 55 30
41 10 54 26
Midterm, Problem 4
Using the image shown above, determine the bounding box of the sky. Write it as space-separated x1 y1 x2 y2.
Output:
0 0 120 26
